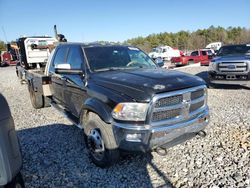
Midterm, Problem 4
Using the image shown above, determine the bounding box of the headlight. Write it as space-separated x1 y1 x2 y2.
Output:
112 103 149 121
208 61 217 71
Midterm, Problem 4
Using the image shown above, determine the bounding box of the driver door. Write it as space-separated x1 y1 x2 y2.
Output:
63 45 87 117
49 46 69 105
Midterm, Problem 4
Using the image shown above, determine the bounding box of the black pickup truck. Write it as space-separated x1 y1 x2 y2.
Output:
26 43 209 167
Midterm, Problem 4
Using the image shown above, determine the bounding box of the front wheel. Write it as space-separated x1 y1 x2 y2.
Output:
84 112 120 167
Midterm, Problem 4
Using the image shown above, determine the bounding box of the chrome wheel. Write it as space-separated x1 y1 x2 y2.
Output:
87 129 105 161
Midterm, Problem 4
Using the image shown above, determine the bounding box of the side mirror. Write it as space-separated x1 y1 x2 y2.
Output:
155 58 164 67
55 63 83 74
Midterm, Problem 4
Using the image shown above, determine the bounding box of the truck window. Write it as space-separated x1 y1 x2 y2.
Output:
191 51 198 56
84 46 156 71
217 45 250 56
53 47 68 66
201 51 207 56
66 46 84 69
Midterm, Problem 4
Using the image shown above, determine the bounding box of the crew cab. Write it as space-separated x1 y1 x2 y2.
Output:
208 44 250 87
171 50 213 66
26 43 209 167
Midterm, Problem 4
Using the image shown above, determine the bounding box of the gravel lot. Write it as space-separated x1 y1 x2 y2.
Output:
0 66 249 188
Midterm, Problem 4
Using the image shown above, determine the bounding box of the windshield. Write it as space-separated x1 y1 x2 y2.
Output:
155 48 162 53
217 44 250 56
84 46 157 72
206 50 213 55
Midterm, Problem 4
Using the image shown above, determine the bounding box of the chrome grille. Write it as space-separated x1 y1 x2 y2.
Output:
190 101 204 112
155 95 183 108
150 86 207 125
218 62 248 73
152 108 181 122
191 89 204 100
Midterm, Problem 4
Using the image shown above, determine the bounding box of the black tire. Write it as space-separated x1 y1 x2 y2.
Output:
5 172 25 188
28 84 44 109
84 112 120 167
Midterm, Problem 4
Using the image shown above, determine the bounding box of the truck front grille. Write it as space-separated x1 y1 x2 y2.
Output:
152 108 181 122
150 86 207 126
190 101 204 112
191 89 204 100
155 95 183 108
218 62 248 73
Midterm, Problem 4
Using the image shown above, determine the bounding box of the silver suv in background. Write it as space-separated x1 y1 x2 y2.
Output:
208 44 250 87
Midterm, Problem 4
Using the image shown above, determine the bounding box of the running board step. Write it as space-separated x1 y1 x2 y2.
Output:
51 102 83 129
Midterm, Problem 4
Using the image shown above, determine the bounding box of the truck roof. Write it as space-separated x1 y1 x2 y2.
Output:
18 36 52 40
221 44 250 47
57 42 132 48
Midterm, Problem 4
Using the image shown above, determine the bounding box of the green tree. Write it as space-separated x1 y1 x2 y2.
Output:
125 26 250 51
0 40 6 51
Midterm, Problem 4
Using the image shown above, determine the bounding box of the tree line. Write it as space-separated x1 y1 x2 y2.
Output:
1 26 250 53
125 26 250 53
0 41 6 51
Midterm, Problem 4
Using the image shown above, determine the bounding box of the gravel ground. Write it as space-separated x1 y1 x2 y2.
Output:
0 66 249 188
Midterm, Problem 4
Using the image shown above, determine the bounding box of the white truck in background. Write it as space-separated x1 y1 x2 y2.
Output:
148 46 181 61
206 42 222 51
17 37 57 69
16 25 67 83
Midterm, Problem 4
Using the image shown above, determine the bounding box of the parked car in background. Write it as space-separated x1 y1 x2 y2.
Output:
0 51 18 67
201 48 215 56
148 46 181 61
171 50 213 66
206 42 222 51
16 36 57 82
208 44 250 87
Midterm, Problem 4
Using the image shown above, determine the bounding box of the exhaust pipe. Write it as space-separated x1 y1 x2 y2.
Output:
197 130 207 137
54 25 58 40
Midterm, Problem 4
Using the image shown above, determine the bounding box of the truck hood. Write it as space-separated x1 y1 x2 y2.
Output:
214 55 250 62
90 68 205 102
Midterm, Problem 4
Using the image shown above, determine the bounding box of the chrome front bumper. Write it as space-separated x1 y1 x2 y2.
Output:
210 79 250 86
113 108 209 152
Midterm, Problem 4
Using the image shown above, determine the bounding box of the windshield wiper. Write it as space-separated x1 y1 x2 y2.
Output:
95 65 149 72
95 67 129 72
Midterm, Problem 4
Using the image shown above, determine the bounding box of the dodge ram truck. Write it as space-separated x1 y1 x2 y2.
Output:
26 43 209 167
208 44 250 87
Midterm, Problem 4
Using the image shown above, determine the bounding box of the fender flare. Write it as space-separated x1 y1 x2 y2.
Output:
80 98 113 125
